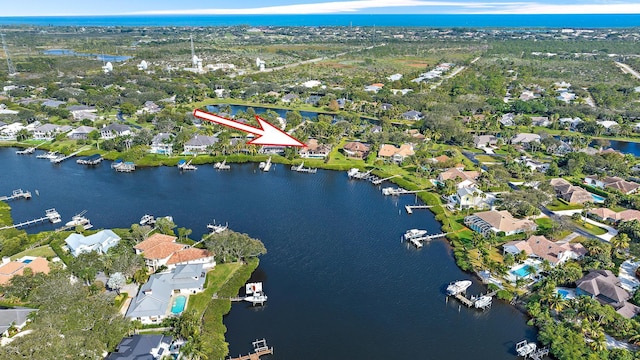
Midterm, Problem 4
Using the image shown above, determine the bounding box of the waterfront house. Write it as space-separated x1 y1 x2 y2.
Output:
64 229 121 257
473 135 498 149
305 95 322 106
106 335 173 360
0 122 25 140
183 135 218 154
125 264 206 324
0 308 37 337
378 143 415 164
342 142 370 159
584 175 640 195
299 139 332 159
0 256 50 285
134 233 214 271
259 145 286 155
32 123 72 140
67 125 97 140
100 124 132 140
464 210 537 237
437 168 480 188
447 187 494 211
502 235 586 266
150 133 173 155
576 270 640 319
401 110 422 121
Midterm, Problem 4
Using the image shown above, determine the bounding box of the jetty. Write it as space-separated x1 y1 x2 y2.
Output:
0 208 61 230
77 154 103 166
177 159 197 171
515 340 548 359
112 160 135 172
372 174 400 185
449 289 497 310
382 187 427 196
214 158 230 170
37 151 58 159
259 157 272 172
16 147 35 155
227 339 273 360
291 161 317 174
51 149 84 164
0 189 32 202
404 231 449 248
405 205 433 214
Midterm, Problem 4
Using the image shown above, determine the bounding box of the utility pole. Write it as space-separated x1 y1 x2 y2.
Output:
1 34 17 76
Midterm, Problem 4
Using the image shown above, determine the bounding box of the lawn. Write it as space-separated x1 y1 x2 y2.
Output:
10 245 56 260
546 199 583 211
475 155 501 163
571 220 608 236
187 262 243 318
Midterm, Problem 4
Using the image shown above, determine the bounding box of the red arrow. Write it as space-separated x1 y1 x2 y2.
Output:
193 109 306 147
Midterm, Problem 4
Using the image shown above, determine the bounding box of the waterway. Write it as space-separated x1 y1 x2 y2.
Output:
206 104 335 122
43 49 131 62
605 139 640 157
0 148 536 359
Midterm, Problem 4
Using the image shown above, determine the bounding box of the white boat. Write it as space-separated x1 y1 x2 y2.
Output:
177 159 197 171
515 340 537 357
16 147 35 155
404 229 428 240
45 208 61 224
214 159 230 170
259 157 272 172
207 220 228 234
474 295 492 309
446 280 472 295
347 168 360 178
65 211 92 229
244 282 267 305
140 214 155 226
36 151 58 159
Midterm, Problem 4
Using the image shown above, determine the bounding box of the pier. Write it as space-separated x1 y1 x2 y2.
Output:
228 339 273 360
405 205 433 214
51 148 85 164
291 161 317 174
16 147 35 155
259 157 272 172
214 158 230 170
177 159 197 171
449 290 497 310
0 208 61 230
0 189 32 202
112 160 135 172
405 232 449 247
372 174 400 185
76 154 103 165
382 187 427 196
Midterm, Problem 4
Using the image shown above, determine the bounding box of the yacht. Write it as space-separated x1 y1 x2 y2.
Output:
446 280 472 295
36 151 58 159
515 340 537 357
140 214 155 226
65 211 93 229
474 295 492 309
207 220 228 234
244 282 267 306
404 229 428 241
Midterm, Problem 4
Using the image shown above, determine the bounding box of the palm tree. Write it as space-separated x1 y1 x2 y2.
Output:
547 292 566 313
611 233 630 254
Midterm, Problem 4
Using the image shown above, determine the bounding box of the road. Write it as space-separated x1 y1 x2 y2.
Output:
614 61 640 80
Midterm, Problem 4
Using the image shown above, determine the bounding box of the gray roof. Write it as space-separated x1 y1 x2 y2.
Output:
126 264 205 319
185 135 218 147
64 229 121 256
0 308 37 334
73 126 97 134
103 124 131 133
151 133 172 145
34 123 60 132
106 335 172 360
42 100 66 108
67 105 95 112
577 270 629 307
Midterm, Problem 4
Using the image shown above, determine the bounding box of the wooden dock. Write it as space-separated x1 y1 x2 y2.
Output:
372 174 400 185
228 339 273 360
0 208 61 230
450 290 498 309
382 187 427 196
51 149 84 164
405 205 433 214
0 189 32 202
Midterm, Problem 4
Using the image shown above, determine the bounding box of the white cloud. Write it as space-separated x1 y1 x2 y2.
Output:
132 0 640 15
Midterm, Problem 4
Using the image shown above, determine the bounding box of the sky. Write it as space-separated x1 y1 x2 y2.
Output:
2 0 640 16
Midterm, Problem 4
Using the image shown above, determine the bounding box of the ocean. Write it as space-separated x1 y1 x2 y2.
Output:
0 14 638 28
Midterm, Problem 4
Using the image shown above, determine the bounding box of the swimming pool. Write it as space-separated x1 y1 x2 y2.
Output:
590 193 606 203
22 259 32 264
171 295 187 314
511 265 533 278
557 289 570 299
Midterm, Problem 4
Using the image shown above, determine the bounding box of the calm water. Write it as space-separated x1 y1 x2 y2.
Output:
0 148 536 359
0 14 638 28
43 49 132 62
605 140 640 157
206 104 333 122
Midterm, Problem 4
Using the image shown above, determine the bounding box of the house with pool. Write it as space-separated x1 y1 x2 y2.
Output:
134 233 215 272
503 235 587 267
464 210 537 237
584 175 640 195
576 270 640 319
125 264 206 325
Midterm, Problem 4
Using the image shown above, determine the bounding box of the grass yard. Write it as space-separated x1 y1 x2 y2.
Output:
187 262 243 318
546 199 583 211
10 245 56 260
571 220 608 236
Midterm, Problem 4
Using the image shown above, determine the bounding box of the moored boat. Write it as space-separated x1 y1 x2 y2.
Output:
446 280 472 295
404 229 427 240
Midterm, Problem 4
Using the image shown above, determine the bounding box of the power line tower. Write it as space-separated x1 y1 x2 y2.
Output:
1 34 17 76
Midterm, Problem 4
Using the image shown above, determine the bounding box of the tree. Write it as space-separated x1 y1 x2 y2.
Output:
178 227 193 241
611 233 630 255
155 217 176 236
69 251 104 285
107 272 126 294
206 230 266 263
120 102 137 116
133 267 149 285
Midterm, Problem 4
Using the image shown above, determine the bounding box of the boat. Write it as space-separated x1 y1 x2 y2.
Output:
177 159 197 171
207 220 228 234
515 340 537 357
16 147 35 155
446 280 472 295
474 295 492 309
404 229 428 240
65 210 92 229
36 151 58 159
45 208 62 224
259 157 272 172
214 158 230 170
347 168 360 178
140 214 155 226
244 282 267 306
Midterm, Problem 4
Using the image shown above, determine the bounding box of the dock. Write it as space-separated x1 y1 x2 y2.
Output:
405 232 449 247
177 159 197 171
259 157 272 172
77 154 103 165
0 208 61 230
291 161 317 174
450 290 498 310
371 174 400 185
51 149 84 164
16 147 35 155
382 187 427 196
228 339 273 360
112 160 135 172
0 189 32 202
214 159 230 170
405 205 433 214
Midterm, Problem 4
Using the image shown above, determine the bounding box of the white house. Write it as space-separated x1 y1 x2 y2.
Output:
503 235 586 266
448 187 494 210
134 233 215 271
150 133 173 155
32 123 72 141
100 124 131 140
64 229 121 257
183 135 218 154
67 126 97 140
